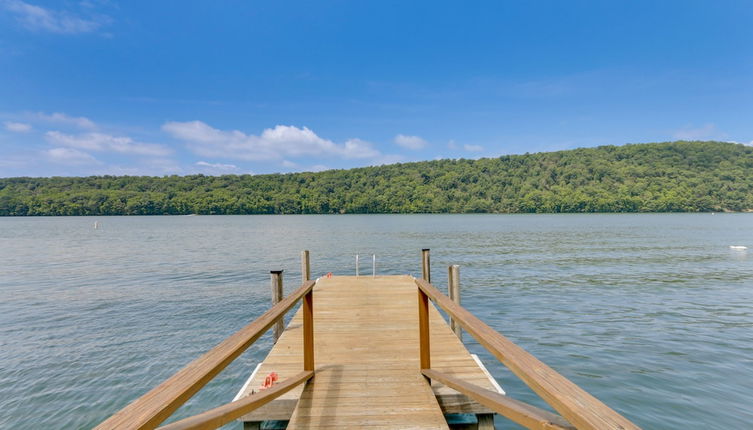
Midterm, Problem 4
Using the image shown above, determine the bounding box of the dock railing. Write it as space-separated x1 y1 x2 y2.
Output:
415 277 640 430
95 279 316 430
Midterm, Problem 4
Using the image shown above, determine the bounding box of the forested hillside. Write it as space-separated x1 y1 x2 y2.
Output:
1 141 752 215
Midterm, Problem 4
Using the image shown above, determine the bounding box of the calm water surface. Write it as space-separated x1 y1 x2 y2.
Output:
1 214 752 429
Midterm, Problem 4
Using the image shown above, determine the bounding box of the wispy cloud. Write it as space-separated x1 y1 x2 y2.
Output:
44 147 99 165
45 131 171 156
672 123 717 140
163 121 381 161
394 134 427 150
1 0 112 34
35 112 96 129
3 121 31 132
194 161 239 175
464 144 484 152
342 138 380 159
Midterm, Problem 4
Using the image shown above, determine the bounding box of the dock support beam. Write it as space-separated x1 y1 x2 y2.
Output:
270 270 284 342
418 287 431 371
421 248 431 283
301 250 310 282
448 265 461 341
303 288 314 371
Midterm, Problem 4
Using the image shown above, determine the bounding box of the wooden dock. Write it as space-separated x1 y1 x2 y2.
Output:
95 249 640 430
237 275 498 429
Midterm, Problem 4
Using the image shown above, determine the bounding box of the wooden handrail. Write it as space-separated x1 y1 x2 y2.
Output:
157 371 314 430
422 369 574 430
95 279 317 430
415 278 640 430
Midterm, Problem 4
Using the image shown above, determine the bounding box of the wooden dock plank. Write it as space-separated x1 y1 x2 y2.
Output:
238 275 499 428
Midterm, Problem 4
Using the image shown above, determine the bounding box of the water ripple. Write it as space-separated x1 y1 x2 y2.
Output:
1 214 752 429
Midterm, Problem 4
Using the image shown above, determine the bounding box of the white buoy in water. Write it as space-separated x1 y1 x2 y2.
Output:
729 245 747 250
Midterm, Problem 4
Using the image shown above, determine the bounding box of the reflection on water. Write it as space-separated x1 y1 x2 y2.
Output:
1 214 752 429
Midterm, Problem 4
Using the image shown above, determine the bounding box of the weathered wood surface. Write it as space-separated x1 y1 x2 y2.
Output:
416 278 641 430
158 371 313 430
448 264 461 340
238 275 499 428
423 369 575 430
270 271 284 342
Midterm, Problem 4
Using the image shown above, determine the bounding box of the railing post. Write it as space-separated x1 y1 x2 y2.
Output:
448 265 461 341
418 287 431 371
303 289 314 371
270 270 284 342
372 254 376 278
356 254 360 277
421 248 431 283
301 250 310 282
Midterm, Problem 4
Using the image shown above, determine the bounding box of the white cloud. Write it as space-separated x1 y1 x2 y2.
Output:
672 123 716 140
36 112 96 129
464 144 484 152
3 121 31 132
196 161 237 170
162 121 382 161
195 161 238 174
44 147 98 165
2 0 111 34
281 160 297 168
447 139 458 149
394 134 427 150
45 131 171 156
309 164 329 172
342 138 380 159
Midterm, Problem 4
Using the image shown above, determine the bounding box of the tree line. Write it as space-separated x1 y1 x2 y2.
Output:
1 141 752 216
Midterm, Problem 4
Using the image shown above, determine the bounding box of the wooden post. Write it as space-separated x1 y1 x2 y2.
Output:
301 250 310 282
418 288 431 371
270 270 284 342
448 265 461 341
421 248 431 283
303 289 314 371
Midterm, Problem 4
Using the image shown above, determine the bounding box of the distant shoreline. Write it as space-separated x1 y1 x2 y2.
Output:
2 141 752 216
2 210 753 217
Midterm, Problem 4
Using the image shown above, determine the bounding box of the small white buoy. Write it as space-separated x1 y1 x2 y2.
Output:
729 245 748 250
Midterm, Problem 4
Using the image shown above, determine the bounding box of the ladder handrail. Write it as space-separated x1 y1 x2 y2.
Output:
95 279 316 430
157 370 314 430
415 278 640 430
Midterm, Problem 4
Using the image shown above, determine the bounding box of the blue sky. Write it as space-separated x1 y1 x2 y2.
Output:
1 1 752 177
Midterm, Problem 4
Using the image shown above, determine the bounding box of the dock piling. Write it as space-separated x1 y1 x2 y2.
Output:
448 265 461 341
301 250 310 282
421 248 431 283
270 270 284 342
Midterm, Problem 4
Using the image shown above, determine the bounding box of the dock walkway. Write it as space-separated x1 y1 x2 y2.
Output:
95 250 640 430
238 275 498 429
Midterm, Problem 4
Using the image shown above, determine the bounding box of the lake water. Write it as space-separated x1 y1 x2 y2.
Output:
1 214 752 429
